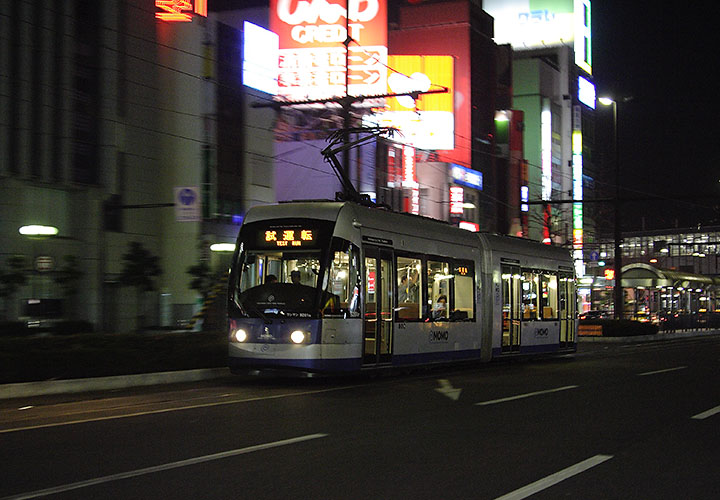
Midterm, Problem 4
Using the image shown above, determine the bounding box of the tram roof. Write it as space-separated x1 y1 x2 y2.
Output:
243 201 574 264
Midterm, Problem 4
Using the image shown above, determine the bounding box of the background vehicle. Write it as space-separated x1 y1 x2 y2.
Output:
228 201 577 374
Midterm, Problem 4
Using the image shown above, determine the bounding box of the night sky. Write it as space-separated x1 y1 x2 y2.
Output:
592 0 720 230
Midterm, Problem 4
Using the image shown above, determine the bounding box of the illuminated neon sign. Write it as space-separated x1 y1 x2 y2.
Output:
243 22 280 95
450 163 482 190
572 106 585 277
270 0 387 102
541 107 552 201
155 0 207 22
578 76 595 109
450 187 464 215
366 55 454 150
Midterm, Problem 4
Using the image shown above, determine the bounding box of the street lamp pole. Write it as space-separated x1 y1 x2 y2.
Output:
599 97 623 320
611 100 623 320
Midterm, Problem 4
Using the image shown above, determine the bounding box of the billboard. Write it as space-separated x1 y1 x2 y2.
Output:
365 55 454 150
270 0 387 102
484 0 592 73
243 22 279 95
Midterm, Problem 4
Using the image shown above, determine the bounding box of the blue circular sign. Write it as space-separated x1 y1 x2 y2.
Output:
178 188 196 206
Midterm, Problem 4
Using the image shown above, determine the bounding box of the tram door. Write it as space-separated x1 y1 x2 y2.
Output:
559 273 576 348
501 265 521 353
363 246 393 365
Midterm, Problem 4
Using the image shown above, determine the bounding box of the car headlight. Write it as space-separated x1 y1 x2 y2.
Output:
232 328 248 343
290 330 307 344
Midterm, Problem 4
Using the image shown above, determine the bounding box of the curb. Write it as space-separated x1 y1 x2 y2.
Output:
0 367 230 400
578 329 720 343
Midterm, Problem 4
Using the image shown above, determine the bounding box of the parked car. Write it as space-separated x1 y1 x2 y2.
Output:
579 310 610 320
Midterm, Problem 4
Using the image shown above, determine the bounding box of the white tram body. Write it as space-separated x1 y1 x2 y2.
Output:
228 201 577 374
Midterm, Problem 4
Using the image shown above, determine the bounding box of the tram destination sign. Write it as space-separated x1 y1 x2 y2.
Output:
258 227 317 248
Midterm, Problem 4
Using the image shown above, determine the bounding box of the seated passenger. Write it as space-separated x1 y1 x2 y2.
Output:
432 295 447 319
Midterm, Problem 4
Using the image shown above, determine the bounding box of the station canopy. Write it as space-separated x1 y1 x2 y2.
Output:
621 263 720 290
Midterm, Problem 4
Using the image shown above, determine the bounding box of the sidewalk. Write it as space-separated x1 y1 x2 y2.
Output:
0 367 230 400
578 328 720 343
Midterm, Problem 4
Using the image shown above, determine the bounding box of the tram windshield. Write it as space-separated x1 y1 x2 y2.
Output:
229 218 357 319
234 250 323 318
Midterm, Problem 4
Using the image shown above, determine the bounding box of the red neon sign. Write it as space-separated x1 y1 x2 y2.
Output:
450 186 464 214
155 0 207 22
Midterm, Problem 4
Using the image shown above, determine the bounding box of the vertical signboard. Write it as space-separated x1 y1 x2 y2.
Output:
174 186 201 222
572 105 585 276
270 0 387 102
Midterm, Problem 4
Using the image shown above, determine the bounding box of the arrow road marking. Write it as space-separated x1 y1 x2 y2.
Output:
435 379 462 401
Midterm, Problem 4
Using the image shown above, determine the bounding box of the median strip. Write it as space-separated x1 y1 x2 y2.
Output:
475 385 579 406
1 434 328 500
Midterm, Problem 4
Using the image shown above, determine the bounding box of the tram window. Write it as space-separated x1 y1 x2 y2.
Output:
453 261 474 320
539 273 558 319
521 271 540 320
428 259 451 320
323 239 361 317
397 256 422 320
282 256 320 287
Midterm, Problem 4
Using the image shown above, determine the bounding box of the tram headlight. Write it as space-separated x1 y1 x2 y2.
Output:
232 328 248 343
290 330 307 344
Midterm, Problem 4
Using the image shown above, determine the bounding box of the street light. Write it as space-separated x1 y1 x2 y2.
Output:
18 225 58 237
599 95 632 320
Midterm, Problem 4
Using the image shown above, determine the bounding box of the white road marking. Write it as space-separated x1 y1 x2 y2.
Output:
637 366 687 376
435 379 462 401
1 434 328 500
692 405 720 420
0 385 362 434
494 454 613 500
475 385 579 406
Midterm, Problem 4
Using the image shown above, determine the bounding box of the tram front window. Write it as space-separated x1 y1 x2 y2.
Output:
234 251 323 318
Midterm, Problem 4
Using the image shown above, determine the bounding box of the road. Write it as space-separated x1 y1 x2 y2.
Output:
2 336 719 499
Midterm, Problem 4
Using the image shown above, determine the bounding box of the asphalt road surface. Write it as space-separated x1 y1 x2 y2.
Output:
2 336 719 499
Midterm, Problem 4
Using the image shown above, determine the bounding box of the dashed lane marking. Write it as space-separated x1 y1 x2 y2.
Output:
494 454 613 500
0 434 328 500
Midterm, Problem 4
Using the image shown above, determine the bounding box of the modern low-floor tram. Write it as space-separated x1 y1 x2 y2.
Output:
227 201 577 374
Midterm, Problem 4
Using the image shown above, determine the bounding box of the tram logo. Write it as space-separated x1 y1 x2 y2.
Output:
429 330 449 343
534 328 549 338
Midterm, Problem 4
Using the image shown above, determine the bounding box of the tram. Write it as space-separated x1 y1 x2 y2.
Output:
227 201 577 374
